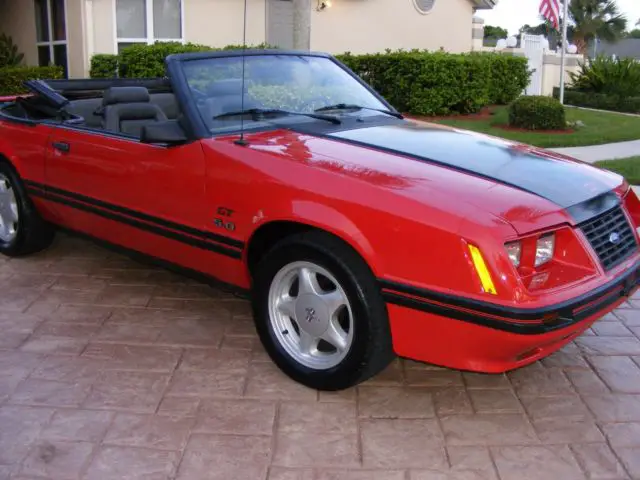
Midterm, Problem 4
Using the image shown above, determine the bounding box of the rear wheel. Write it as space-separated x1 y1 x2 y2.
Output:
0 162 55 257
252 230 394 390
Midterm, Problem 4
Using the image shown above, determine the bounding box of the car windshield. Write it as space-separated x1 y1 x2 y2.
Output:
180 54 389 134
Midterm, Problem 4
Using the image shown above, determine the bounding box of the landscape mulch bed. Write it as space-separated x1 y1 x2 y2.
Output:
494 125 575 135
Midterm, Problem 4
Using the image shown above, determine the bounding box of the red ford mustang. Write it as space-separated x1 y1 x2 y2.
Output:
0 50 638 390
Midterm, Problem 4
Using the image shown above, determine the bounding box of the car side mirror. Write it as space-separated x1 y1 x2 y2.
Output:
140 119 188 146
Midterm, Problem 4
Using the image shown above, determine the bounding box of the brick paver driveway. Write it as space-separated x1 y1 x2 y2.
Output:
1 234 640 480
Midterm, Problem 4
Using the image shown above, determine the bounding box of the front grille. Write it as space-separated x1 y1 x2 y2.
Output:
580 205 638 271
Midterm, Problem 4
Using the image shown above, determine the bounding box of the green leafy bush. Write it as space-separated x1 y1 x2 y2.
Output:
0 34 24 67
90 44 529 117
249 85 350 112
90 54 119 78
569 56 640 98
0 65 63 95
118 42 213 77
508 95 566 130
115 41 276 78
554 87 640 114
336 50 529 116
483 54 530 104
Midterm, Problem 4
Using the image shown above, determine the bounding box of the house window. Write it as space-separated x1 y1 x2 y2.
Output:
413 0 435 14
34 0 68 77
116 0 183 52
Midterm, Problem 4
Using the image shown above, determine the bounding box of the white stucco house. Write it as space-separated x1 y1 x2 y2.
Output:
0 0 496 78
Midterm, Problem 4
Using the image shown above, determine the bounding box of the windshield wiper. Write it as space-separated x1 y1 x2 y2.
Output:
314 103 403 119
213 108 341 125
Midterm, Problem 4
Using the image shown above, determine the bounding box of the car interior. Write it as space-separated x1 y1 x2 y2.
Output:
0 77 264 140
66 87 181 134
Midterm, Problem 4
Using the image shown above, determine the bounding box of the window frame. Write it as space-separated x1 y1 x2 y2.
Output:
113 0 185 52
412 0 435 14
35 0 69 76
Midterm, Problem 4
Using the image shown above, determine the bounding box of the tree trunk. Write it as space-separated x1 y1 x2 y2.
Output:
293 0 311 50
573 36 587 55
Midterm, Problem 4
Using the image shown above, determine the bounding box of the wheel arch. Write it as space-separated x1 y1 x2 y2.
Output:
0 139 23 175
245 206 382 279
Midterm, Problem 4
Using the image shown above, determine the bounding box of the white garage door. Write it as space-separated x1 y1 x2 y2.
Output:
267 0 294 49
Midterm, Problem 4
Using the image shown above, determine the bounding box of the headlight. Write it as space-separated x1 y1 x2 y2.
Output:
535 234 555 266
505 241 521 267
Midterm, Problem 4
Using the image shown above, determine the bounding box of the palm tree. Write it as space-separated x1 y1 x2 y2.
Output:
567 0 627 53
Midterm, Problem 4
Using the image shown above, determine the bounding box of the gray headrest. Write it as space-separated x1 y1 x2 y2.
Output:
103 86 150 106
206 79 248 96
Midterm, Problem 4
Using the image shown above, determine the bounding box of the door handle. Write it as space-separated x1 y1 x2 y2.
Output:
52 141 70 153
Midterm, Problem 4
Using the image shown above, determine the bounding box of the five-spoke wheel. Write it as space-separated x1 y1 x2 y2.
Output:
269 261 354 370
252 230 394 391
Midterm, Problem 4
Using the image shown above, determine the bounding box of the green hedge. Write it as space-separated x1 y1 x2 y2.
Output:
509 95 566 130
336 50 529 116
118 42 214 78
0 65 64 95
484 54 530 105
553 87 640 114
90 54 119 78
90 41 276 79
88 44 530 117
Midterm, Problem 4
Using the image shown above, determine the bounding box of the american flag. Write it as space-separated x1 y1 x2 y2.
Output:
539 0 561 30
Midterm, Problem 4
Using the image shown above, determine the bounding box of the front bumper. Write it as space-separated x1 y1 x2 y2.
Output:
381 261 640 372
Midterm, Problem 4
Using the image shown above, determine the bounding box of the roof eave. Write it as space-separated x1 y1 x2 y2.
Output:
473 0 497 10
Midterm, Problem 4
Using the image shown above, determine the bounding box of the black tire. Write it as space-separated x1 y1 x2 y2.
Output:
0 161 55 257
251 230 394 390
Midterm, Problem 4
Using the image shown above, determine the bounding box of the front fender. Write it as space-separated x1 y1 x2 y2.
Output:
248 199 383 275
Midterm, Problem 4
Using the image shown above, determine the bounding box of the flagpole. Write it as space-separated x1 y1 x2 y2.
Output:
559 0 569 104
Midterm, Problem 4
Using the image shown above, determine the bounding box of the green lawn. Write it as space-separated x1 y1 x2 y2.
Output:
430 106 640 148
595 157 640 185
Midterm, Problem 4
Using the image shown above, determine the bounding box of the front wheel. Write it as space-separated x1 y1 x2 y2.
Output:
251 231 394 390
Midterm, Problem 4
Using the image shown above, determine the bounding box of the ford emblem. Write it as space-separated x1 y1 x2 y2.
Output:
609 232 621 245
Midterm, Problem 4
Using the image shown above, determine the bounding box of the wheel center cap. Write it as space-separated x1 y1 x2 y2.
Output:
295 294 329 336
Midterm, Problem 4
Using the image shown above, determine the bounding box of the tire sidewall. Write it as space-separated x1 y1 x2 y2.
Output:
0 162 28 255
253 241 379 390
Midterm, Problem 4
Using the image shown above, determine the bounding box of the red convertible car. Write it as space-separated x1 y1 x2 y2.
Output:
1 50 638 390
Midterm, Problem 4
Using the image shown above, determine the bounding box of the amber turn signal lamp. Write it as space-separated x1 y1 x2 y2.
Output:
468 244 497 295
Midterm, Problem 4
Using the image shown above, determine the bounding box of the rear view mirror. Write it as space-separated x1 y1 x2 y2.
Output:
140 119 188 146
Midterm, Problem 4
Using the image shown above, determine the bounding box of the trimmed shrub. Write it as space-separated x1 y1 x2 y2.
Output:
508 95 566 130
483 53 530 105
90 54 119 78
554 87 640 114
569 56 640 98
90 44 530 117
115 41 276 78
0 65 64 95
118 42 213 78
336 50 530 116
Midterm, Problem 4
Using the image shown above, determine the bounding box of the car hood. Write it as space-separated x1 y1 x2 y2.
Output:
240 120 624 234
328 122 620 208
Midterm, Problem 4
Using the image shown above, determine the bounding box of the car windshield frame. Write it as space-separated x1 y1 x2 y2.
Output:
165 50 398 139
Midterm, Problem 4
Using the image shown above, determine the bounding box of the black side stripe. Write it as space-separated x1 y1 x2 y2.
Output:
380 279 555 321
380 263 639 322
24 180 244 250
58 225 249 299
381 291 555 335
380 263 640 335
27 187 242 259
